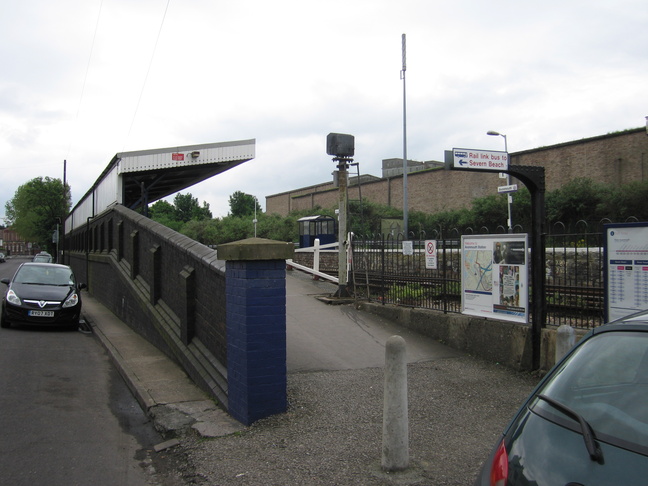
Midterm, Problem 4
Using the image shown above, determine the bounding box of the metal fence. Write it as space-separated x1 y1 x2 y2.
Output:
351 228 605 329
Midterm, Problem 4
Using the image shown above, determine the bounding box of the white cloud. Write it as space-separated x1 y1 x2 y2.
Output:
0 0 646 220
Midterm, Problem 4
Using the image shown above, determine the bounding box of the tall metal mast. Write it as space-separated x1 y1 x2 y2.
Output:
401 33 408 237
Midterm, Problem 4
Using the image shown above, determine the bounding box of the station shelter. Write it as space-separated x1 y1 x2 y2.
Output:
297 215 336 248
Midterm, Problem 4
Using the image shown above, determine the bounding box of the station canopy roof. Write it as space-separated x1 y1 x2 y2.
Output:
108 139 255 209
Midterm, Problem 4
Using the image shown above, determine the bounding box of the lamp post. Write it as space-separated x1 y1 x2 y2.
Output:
487 130 512 233
401 33 408 237
252 196 258 238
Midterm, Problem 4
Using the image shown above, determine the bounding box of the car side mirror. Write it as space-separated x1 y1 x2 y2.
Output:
1 278 10 286
78 283 87 291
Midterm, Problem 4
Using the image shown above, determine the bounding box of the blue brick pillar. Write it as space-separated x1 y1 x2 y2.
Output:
218 238 294 425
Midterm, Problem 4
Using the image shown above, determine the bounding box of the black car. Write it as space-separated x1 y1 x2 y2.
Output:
0 263 86 329
474 309 648 486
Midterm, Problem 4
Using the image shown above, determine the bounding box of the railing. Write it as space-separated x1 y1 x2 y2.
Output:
351 235 462 314
544 230 604 328
288 238 340 283
351 232 606 329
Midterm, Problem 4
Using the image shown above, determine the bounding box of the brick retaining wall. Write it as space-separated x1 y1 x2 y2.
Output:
65 205 293 424
65 205 229 406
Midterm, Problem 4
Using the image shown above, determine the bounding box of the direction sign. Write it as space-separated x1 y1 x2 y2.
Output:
497 184 518 194
452 148 508 171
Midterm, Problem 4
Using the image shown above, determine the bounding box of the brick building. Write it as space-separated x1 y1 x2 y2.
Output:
0 227 38 256
266 127 648 217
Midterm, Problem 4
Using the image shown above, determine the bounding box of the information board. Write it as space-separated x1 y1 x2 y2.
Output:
461 234 528 323
604 222 648 322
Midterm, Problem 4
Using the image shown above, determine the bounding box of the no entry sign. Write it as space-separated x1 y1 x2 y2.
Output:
425 240 437 269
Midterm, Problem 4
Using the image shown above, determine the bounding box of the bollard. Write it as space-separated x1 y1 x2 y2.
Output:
382 335 409 472
555 324 576 363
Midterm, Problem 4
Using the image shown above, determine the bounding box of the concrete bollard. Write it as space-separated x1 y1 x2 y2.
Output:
382 335 409 472
555 324 576 363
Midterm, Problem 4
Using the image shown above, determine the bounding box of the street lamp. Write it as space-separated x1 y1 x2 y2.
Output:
252 196 258 238
487 130 512 233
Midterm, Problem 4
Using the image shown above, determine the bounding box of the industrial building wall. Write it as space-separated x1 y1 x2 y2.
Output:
512 128 648 192
266 128 648 217
269 167 507 217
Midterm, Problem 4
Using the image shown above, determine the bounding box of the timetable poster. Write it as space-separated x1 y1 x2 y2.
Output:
605 223 648 322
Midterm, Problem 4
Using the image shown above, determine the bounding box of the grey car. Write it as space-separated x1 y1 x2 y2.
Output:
32 252 53 263
474 309 648 485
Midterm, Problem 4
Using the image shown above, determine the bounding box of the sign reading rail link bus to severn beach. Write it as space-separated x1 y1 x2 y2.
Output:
452 148 509 171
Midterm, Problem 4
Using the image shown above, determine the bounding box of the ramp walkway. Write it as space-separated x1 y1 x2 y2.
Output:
83 269 462 437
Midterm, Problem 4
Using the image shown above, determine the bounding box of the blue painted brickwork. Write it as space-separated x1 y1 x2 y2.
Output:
226 259 287 425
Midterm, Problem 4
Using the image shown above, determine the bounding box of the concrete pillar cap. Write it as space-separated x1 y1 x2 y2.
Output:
217 237 294 261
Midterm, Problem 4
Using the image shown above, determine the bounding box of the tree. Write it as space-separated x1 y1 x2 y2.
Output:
149 200 175 220
182 219 222 245
172 193 212 223
149 200 184 231
546 178 606 230
228 191 261 218
598 180 648 223
5 177 71 251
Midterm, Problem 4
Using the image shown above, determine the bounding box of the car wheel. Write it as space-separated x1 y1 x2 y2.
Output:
0 312 10 329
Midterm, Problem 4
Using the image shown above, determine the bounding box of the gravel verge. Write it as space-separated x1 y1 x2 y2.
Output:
157 356 538 485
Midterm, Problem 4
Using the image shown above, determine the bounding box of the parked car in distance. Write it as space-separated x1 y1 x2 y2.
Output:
0 263 86 330
32 251 53 263
474 309 648 486
0 253 5 263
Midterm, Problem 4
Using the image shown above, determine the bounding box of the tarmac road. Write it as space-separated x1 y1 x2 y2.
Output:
0 258 163 486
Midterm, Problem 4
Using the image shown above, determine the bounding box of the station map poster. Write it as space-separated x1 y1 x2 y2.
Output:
604 222 648 322
461 234 529 323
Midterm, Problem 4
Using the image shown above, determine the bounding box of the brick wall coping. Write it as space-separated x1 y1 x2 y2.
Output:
217 237 294 261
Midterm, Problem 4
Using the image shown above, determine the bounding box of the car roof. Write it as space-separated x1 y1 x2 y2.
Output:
20 262 71 270
591 309 648 336
609 308 648 324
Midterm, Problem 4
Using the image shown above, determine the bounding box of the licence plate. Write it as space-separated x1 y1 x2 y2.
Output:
29 310 55 317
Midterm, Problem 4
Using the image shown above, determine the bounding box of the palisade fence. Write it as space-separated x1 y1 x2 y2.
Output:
351 220 613 329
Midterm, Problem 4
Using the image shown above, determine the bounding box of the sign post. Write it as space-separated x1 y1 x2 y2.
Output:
445 149 546 370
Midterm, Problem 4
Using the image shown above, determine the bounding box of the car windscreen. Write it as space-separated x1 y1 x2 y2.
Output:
532 331 648 453
14 267 76 286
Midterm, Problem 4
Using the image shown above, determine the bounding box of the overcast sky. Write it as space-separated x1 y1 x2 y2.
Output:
1 0 646 220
